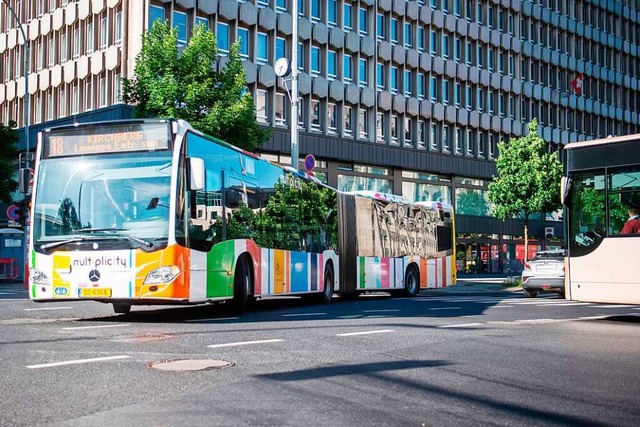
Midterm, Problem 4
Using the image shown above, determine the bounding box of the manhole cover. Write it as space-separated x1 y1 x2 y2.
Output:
147 359 234 371
112 333 175 343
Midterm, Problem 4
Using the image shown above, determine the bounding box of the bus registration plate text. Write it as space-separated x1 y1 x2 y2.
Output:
80 288 112 298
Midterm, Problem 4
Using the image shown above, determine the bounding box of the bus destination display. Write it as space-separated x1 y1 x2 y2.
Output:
43 123 171 158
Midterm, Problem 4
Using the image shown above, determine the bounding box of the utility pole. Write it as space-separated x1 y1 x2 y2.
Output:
290 0 299 170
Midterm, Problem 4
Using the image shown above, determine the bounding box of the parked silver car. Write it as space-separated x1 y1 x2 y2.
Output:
521 250 565 298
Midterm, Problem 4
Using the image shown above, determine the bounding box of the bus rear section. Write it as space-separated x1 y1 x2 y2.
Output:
337 192 456 297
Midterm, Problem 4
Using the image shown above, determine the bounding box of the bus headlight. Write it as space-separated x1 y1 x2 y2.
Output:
31 269 51 285
144 266 180 284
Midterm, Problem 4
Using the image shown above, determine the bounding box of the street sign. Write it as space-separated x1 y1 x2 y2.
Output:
6 205 19 221
304 154 316 172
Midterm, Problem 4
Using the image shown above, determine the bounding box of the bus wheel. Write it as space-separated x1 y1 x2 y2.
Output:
113 303 131 315
318 264 334 304
403 265 420 297
523 289 538 298
231 255 253 313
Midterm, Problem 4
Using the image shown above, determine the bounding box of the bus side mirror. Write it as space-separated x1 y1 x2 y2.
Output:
560 176 571 206
18 168 31 194
187 157 205 191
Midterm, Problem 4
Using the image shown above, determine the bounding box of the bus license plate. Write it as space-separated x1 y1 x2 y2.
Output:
80 288 112 297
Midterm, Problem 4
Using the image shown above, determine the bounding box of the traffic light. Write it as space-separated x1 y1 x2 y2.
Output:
545 227 554 240
14 199 29 226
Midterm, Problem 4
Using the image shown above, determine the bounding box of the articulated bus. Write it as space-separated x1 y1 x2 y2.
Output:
28 120 455 314
563 133 640 304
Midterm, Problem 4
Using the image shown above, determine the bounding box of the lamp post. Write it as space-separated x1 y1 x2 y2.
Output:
290 0 299 170
1 0 30 172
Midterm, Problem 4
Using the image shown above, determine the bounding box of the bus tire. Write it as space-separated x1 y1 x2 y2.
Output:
403 265 420 297
231 255 253 314
113 303 131 315
318 264 334 304
523 289 537 298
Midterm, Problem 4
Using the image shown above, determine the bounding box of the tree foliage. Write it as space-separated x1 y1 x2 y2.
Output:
456 189 489 216
487 119 562 259
123 21 271 152
0 121 19 203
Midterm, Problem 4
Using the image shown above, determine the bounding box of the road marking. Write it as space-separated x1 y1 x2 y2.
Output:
25 306 73 311
27 355 130 369
437 323 483 328
490 305 514 308
207 339 283 349
185 317 240 322
336 329 395 336
577 315 608 320
362 309 400 313
282 312 328 317
589 305 637 308
535 303 591 307
428 306 462 310
61 324 131 330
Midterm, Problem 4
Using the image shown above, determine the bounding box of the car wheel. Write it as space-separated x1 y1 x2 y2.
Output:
523 289 538 298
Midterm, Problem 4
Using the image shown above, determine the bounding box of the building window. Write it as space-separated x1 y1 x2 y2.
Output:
237 28 249 59
376 13 385 41
47 92 53 120
358 58 367 87
478 132 485 157
376 112 385 143
60 30 68 62
443 125 450 152
404 22 412 48
358 109 368 139
276 37 286 61
359 6 368 35
466 129 474 156
59 88 66 117
311 0 321 22
404 117 412 147
99 76 107 107
442 80 449 105
454 81 461 106
477 88 484 112
404 70 412 97
417 27 425 51
257 32 268 64
217 23 230 54
344 106 353 136
328 0 337 26
344 54 352 82
453 37 460 62
256 89 268 123
344 3 353 30
391 115 398 143
48 35 55 68
195 16 209 29
275 0 286 12
149 5 165 29
85 80 93 111
99 16 108 50
311 100 321 131
477 45 484 68
115 12 123 46
390 66 399 94
455 127 463 154
275 92 286 127
430 31 438 55
442 34 449 58
72 83 79 114
417 74 425 100
311 46 321 76
376 63 385 90
114 74 121 103
173 11 187 45
328 103 337 134
328 50 337 80
298 42 305 70
390 18 398 45
430 76 437 102
418 120 426 149
488 92 494 114
430 123 438 150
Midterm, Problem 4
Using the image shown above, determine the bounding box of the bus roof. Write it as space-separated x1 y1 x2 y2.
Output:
564 133 640 150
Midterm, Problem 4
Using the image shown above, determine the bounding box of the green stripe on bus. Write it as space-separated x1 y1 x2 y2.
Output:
359 257 366 288
207 241 237 298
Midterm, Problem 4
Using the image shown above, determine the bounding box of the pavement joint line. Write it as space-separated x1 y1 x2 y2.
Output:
61 324 132 330
336 329 395 336
282 312 328 317
26 355 131 369
25 307 73 311
185 317 240 322
207 339 283 348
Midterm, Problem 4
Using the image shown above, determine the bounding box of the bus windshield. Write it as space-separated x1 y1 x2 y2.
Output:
32 151 173 250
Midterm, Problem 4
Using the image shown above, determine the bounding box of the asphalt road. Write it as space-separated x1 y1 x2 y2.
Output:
0 280 639 427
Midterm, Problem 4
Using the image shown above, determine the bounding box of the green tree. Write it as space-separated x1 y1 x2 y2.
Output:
0 121 19 203
123 21 271 152
488 119 562 261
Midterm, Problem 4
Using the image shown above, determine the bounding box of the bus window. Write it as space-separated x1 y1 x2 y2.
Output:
607 166 640 235
568 171 605 255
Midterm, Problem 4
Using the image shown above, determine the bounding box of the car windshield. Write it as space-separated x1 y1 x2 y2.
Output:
531 252 564 262
32 151 173 249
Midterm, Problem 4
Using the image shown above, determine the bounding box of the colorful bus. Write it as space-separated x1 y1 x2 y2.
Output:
27 120 455 314
563 133 640 304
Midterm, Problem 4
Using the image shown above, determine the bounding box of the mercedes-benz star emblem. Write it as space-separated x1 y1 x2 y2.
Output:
88 269 101 282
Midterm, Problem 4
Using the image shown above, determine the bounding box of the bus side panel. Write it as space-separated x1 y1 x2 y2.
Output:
206 240 237 298
258 248 330 296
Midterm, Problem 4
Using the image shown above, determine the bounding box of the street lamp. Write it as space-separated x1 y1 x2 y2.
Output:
290 0 299 170
1 0 30 177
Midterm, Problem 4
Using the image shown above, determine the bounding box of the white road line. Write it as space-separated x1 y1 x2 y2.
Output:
27 355 130 369
577 315 608 320
25 306 73 311
61 324 131 330
437 323 483 328
282 312 327 317
589 305 637 308
184 317 240 322
207 339 283 349
336 329 395 337
428 307 463 310
362 309 400 313
535 303 591 307
489 305 514 308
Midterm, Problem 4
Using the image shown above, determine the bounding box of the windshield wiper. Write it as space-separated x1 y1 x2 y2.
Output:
75 228 154 248
41 237 90 251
